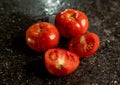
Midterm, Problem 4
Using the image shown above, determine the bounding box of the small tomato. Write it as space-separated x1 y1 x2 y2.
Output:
45 48 80 76
26 22 60 52
55 8 89 38
69 32 100 58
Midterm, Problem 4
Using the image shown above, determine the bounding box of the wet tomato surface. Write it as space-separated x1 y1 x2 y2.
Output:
55 8 89 38
26 22 60 53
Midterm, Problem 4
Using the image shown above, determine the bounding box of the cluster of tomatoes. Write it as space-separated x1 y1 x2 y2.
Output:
25 8 100 76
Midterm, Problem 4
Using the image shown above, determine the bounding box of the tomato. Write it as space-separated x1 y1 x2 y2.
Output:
69 32 100 58
45 48 80 76
26 22 60 53
55 8 89 38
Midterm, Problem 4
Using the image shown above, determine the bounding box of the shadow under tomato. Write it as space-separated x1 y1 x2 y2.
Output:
57 36 70 49
12 36 56 79
10 12 36 53
12 33 41 57
26 57 48 78
25 54 63 79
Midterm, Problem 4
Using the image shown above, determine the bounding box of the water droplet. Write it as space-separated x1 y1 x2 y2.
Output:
81 19 86 27
27 38 35 44
50 34 56 40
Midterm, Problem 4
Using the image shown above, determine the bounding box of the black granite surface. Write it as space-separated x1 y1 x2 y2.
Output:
0 0 120 85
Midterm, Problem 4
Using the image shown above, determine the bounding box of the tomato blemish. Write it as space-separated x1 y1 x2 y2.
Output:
49 52 58 61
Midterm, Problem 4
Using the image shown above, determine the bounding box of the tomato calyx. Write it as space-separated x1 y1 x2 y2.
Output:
67 13 75 19
38 23 47 33
39 29 43 32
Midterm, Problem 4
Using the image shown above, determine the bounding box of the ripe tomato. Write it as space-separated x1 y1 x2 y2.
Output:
69 32 100 58
55 8 89 38
45 48 80 76
26 22 60 53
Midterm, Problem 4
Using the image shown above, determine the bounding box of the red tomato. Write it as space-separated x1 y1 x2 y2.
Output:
69 32 100 58
55 8 89 38
26 22 60 53
45 48 80 76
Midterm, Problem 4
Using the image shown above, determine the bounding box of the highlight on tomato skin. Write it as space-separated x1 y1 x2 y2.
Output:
25 22 60 53
44 48 80 76
68 32 100 58
55 8 89 38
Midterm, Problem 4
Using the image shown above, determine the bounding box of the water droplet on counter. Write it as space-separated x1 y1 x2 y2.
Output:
114 81 117 84
48 81 52 85
0 7 4 10
103 29 111 36
12 20 15 23
92 83 98 85
18 18 21 22
44 8 49 12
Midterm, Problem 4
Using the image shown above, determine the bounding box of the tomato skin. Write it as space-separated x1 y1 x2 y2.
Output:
55 8 89 38
69 32 100 58
26 22 60 53
45 48 80 76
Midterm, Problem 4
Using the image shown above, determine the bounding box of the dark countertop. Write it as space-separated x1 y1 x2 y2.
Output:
0 0 120 85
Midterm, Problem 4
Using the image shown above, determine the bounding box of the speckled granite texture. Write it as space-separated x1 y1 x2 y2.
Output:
0 0 120 85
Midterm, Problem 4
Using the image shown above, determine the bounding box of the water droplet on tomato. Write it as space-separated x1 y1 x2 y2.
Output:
81 19 86 27
27 37 35 44
49 34 56 40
